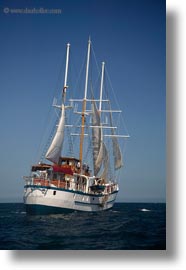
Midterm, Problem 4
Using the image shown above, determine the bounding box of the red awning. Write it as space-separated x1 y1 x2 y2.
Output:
52 165 73 175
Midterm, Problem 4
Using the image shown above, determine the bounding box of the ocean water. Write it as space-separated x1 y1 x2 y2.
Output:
0 203 166 250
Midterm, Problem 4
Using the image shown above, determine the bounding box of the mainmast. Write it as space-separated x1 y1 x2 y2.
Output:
79 38 91 165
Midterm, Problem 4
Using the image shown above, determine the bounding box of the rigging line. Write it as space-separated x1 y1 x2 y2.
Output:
71 116 81 149
88 47 101 102
105 67 130 136
35 110 57 163
35 49 67 163
84 129 92 162
91 43 104 99
89 53 100 100
107 99 120 135
68 48 82 99
73 48 87 98
65 114 74 156
91 42 101 76
92 70 102 100
115 135 127 183
40 116 59 162
105 66 121 110
73 111 82 130
55 51 67 97
66 53 73 100
89 51 104 101
107 137 113 181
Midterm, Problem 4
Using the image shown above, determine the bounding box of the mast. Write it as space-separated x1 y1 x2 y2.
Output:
63 43 70 104
79 38 91 165
99 62 105 112
92 62 106 177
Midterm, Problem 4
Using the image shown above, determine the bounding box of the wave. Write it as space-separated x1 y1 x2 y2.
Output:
140 208 151 212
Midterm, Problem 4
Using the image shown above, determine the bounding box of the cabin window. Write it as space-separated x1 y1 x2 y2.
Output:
53 191 56 195
60 173 65 181
53 173 57 179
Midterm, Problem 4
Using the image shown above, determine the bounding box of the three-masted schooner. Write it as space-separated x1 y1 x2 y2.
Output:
23 38 129 214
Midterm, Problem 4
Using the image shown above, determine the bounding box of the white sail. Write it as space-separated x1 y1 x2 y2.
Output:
45 104 65 163
92 100 102 176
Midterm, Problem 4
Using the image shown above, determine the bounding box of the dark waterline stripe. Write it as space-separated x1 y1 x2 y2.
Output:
74 199 115 206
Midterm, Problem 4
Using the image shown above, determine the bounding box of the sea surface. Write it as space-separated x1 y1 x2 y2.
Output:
0 203 166 250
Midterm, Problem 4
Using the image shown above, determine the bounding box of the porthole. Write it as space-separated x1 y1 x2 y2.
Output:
53 191 56 195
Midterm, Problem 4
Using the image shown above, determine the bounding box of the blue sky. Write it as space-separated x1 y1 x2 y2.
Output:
0 0 165 202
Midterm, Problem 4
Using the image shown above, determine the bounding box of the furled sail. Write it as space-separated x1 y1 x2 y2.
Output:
112 135 123 169
94 128 104 174
109 104 123 169
45 104 65 164
100 141 109 180
91 100 102 176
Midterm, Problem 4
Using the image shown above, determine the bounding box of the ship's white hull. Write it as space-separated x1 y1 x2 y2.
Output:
24 185 118 214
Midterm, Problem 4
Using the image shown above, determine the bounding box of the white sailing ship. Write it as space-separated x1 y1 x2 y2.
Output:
23 38 129 214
